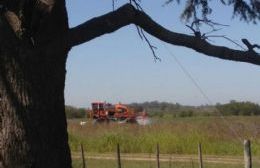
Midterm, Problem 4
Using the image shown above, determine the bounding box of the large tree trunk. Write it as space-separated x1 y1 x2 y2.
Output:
0 0 71 167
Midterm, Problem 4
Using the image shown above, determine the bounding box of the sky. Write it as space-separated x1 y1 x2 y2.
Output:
64 0 260 108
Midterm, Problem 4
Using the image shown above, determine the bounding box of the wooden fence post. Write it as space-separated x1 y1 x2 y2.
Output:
156 143 160 168
149 153 152 168
80 143 86 168
117 143 121 168
198 143 203 168
168 155 172 168
244 140 252 168
191 157 194 168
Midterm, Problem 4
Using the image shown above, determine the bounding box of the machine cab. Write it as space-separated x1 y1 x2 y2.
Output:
91 102 106 119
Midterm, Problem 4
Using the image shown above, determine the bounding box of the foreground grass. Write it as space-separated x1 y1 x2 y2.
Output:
68 116 260 156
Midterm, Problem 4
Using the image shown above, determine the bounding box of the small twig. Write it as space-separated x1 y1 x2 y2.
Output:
130 0 160 61
111 0 119 11
203 28 222 36
112 0 115 11
135 25 143 40
140 28 160 62
242 39 253 50
205 38 215 43
205 20 229 28
135 24 160 61
192 19 229 29
206 35 246 50
162 0 174 7
253 44 260 49
188 19 250 53
217 36 246 50
186 24 201 38
185 24 196 34
187 18 229 39
115 0 159 61
242 39 260 52
129 0 144 11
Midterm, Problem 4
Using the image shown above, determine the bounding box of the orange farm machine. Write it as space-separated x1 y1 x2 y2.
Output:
90 102 147 123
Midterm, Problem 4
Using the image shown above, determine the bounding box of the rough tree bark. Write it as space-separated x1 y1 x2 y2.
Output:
0 0 71 167
0 1 259 168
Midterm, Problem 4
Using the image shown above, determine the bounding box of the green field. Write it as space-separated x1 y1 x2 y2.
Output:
68 116 260 167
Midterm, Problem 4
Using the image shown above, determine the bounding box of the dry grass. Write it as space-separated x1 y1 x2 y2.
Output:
68 116 260 155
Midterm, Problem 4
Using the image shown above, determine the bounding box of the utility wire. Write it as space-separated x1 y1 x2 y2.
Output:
162 42 244 143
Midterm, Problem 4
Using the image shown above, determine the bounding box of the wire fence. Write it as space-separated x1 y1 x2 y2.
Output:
74 140 255 168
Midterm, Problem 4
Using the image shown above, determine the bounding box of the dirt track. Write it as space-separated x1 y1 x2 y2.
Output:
72 153 260 165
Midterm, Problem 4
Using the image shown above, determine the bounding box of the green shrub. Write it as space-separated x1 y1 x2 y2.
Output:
65 106 86 119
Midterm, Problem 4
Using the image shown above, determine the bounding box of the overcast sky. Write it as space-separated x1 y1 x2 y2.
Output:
64 0 260 108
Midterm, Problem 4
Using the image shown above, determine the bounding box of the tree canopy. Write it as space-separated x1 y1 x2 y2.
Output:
166 0 260 23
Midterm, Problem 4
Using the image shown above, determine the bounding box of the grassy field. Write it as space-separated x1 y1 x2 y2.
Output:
68 116 260 156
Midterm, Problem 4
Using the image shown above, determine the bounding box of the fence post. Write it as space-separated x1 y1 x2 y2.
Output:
168 155 172 168
198 143 203 168
244 140 252 168
117 143 121 168
191 157 194 168
156 143 160 168
149 153 152 168
80 143 86 168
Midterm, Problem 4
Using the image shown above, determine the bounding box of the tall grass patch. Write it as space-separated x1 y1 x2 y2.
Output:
68 116 260 156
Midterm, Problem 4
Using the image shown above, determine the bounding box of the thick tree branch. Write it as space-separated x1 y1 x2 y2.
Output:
68 4 260 66
68 4 135 47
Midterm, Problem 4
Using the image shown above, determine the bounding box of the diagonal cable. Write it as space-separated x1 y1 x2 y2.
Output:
162 42 244 143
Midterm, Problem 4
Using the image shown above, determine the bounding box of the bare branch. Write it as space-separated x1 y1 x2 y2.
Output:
187 18 229 38
242 39 253 50
253 44 260 50
135 26 160 61
185 24 201 38
192 19 229 28
68 4 260 66
242 39 260 52
135 26 143 40
139 28 160 62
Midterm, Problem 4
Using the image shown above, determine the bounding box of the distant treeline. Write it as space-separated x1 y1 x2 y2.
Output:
128 100 260 118
65 106 86 119
65 100 260 119
216 100 260 116
128 101 214 118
